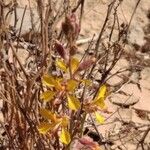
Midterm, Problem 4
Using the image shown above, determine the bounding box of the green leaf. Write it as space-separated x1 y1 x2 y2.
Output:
95 112 105 124
56 59 67 72
60 128 71 145
40 90 55 102
67 95 81 111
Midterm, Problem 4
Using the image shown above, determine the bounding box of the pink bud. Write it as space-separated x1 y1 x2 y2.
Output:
54 40 67 60
77 57 96 72
62 13 80 42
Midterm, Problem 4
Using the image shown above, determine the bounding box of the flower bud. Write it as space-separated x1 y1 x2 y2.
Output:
54 40 67 60
62 13 80 42
77 57 96 72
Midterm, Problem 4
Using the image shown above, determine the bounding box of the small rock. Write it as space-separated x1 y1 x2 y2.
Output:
144 54 150 60
121 83 141 96
107 59 130 86
141 42 150 53
140 67 150 90
110 94 139 108
141 67 150 80
134 89 150 111
124 44 136 56
128 23 146 46
5 7 39 35
132 108 150 124
112 59 129 72
118 108 133 122
130 72 140 83
107 75 123 86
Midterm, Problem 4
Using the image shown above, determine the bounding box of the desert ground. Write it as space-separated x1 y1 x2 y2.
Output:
0 0 150 150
